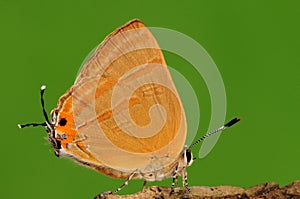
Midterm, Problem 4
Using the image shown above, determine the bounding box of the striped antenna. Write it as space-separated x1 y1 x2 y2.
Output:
189 118 241 149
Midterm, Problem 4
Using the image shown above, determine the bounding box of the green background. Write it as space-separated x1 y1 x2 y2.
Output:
1 1 299 198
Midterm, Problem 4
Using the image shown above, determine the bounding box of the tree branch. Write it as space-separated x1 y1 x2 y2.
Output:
96 180 300 199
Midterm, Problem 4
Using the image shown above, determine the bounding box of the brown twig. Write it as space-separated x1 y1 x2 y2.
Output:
96 180 300 199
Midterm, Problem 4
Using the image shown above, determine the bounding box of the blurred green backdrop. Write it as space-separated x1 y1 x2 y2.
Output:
1 0 299 198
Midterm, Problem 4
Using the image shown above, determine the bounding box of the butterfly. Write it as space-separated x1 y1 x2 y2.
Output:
18 19 240 198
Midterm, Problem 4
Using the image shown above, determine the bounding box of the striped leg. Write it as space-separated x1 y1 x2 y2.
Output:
175 175 179 187
142 180 147 190
171 163 179 194
94 171 137 199
182 167 190 192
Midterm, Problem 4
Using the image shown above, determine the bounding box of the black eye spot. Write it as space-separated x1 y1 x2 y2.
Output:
186 150 192 163
59 118 67 126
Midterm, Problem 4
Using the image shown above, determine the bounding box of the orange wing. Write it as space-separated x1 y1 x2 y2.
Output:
53 19 187 173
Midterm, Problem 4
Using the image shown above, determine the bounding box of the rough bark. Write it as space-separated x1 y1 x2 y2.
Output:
96 180 300 199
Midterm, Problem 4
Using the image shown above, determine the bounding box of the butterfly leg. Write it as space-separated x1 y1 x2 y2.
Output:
182 167 190 192
171 163 179 194
112 170 137 194
94 170 137 199
142 180 147 190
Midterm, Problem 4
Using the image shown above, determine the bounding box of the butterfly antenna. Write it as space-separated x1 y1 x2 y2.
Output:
18 85 50 129
40 85 51 124
189 118 241 149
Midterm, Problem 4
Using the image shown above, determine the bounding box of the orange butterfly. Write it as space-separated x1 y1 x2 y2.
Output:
19 19 240 198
